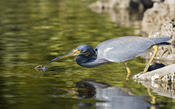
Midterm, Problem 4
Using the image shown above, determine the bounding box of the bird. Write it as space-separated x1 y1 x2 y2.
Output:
50 36 170 74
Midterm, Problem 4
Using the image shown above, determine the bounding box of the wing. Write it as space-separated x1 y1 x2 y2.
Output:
96 36 155 62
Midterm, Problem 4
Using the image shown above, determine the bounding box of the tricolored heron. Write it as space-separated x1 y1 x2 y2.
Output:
50 36 170 78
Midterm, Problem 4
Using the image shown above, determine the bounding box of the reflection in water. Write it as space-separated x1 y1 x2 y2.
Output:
76 81 152 109
138 80 175 99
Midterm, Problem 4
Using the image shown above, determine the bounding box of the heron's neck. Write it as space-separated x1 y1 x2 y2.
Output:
75 54 109 68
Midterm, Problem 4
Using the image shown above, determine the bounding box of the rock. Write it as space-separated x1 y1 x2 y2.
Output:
141 0 175 62
133 63 175 82
134 19 175 83
134 23 174 83
89 0 154 27
142 0 175 36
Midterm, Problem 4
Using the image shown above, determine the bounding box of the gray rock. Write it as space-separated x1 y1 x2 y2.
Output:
133 63 175 82
89 0 154 27
142 0 175 36
141 0 175 62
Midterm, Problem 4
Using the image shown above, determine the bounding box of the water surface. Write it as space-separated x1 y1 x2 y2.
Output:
0 0 175 109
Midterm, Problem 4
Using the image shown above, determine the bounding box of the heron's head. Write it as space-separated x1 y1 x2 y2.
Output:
50 45 95 63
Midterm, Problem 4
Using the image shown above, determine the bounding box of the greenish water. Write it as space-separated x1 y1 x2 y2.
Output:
0 0 175 109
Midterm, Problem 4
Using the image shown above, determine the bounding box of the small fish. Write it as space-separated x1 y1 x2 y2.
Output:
34 65 48 71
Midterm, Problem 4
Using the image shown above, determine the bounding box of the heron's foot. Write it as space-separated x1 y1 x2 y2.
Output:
140 71 146 74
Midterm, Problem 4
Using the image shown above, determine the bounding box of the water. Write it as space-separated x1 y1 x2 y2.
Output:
0 0 175 109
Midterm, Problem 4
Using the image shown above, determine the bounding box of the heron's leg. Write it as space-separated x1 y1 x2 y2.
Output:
143 45 158 73
124 63 131 80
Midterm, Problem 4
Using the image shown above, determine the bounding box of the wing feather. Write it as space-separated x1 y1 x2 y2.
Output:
96 36 155 62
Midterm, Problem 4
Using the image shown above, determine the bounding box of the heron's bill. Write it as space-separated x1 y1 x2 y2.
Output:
49 49 81 63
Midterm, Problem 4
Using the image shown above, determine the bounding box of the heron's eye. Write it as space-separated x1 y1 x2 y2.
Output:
80 49 88 53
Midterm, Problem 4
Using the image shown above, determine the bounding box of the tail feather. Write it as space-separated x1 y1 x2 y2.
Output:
150 36 171 44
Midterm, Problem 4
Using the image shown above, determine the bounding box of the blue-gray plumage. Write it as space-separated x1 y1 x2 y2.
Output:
50 36 170 68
